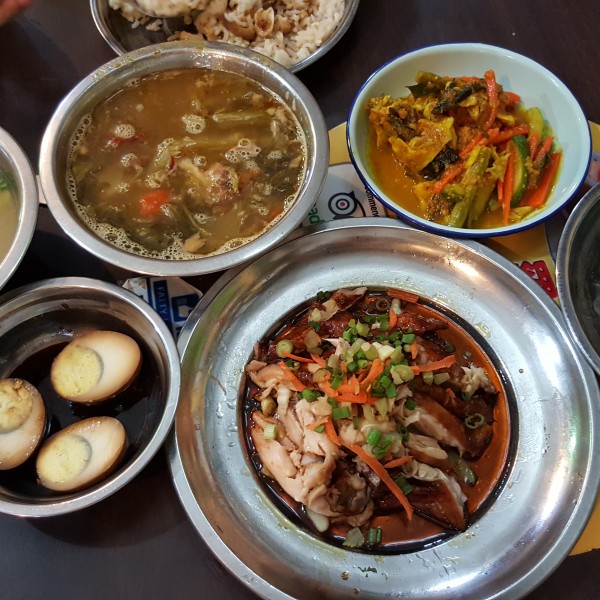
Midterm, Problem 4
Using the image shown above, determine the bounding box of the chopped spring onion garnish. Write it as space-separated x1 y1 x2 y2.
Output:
401 333 416 344
375 397 388 416
260 398 276 415
394 475 414 495
343 527 365 548
353 416 359 430
316 290 332 303
309 321 320 332
371 437 392 459
263 423 277 440
422 371 434 385
405 399 417 410
367 526 383 545
327 396 339 408
300 388 319 402
332 406 351 420
275 339 294 357
312 368 330 383
464 412 486 429
433 372 451 385
346 361 358 373
366 428 382 447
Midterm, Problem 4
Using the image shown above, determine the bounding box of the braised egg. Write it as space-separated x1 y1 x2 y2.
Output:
0 378 46 470
36 416 127 492
51 331 142 404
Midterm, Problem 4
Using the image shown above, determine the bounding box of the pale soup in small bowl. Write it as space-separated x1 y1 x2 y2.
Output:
0 127 38 292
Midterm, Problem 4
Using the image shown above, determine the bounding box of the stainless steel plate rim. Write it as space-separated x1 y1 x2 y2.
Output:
170 217 600 600
90 0 360 73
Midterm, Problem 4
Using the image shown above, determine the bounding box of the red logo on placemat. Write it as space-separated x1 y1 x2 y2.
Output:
519 260 557 299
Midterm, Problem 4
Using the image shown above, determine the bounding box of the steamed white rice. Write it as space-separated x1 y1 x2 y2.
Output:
109 0 346 67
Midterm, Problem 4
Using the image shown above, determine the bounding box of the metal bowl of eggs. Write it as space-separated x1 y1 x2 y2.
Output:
39 40 329 277
0 126 38 292
0 276 180 516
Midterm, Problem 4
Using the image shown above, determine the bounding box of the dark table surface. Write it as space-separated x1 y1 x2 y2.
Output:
1 1 600 599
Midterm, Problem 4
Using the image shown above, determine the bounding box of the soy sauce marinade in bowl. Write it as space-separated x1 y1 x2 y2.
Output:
243 287 510 551
347 43 591 238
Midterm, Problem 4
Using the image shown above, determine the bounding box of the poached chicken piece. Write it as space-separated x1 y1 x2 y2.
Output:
244 288 508 549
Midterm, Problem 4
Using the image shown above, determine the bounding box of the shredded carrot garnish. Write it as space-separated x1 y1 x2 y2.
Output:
347 444 413 519
280 352 314 364
384 455 413 469
277 361 306 392
337 390 371 404
388 307 398 329
362 358 384 387
324 418 341 446
309 353 327 368
433 162 464 195
528 130 540 160
337 376 360 395
534 135 554 163
410 354 456 374
386 288 420 303
409 339 419 360
459 132 484 159
318 379 339 398
488 123 529 144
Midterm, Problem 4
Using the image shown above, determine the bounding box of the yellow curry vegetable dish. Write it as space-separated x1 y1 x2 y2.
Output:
367 70 562 229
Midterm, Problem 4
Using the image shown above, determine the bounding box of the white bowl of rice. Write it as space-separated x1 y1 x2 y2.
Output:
92 0 360 72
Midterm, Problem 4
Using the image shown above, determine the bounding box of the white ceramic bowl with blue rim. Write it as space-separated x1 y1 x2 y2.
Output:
347 43 591 238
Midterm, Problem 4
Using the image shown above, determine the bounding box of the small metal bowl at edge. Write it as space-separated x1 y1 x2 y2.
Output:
556 182 600 375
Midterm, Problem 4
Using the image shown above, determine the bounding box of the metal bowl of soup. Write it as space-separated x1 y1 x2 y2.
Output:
0 276 180 517
0 127 38 291
39 41 329 277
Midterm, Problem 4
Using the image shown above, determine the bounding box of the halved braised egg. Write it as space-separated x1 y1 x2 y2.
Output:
0 378 46 470
36 416 127 492
51 331 142 404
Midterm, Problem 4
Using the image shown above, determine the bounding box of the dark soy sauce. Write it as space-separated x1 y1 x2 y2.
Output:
0 341 161 497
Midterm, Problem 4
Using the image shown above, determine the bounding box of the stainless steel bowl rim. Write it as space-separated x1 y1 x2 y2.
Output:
169 217 600 600
0 276 181 517
39 41 329 277
0 126 39 290
89 0 360 73
346 42 591 239
556 182 600 374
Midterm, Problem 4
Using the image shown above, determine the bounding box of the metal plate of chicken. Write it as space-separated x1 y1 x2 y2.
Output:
169 217 600 600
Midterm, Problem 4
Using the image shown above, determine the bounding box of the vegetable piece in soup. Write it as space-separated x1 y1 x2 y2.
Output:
68 69 306 259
